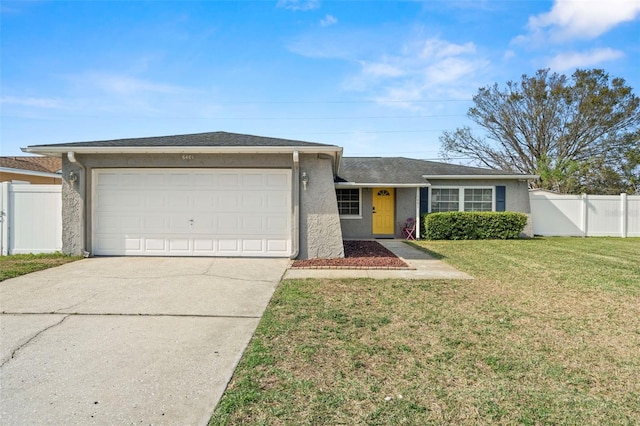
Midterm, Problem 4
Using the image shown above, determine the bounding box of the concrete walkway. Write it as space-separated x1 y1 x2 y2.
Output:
0 257 288 426
283 240 473 280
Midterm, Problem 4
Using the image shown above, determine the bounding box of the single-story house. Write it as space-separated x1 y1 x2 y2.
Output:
23 131 536 259
0 156 62 184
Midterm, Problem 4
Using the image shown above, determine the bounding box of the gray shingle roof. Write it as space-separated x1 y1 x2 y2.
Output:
26 131 338 149
337 157 524 184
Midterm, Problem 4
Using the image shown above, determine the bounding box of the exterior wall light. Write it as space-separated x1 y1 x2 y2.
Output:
69 171 78 185
301 172 309 191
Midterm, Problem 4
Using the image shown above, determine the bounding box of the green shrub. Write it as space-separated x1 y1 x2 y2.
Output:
422 212 528 240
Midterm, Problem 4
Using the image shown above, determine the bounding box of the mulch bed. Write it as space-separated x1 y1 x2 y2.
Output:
291 240 410 269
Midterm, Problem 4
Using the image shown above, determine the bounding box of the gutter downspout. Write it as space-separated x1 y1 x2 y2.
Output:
290 150 300 259
68 152 90 257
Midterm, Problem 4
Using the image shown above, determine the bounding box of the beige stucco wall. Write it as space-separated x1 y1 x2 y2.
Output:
298 154 344 259
61 152 344 258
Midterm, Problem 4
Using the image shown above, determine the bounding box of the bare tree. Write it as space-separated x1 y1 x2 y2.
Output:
440 69 640 193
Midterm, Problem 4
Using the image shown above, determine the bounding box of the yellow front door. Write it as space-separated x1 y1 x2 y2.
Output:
372 188 395 234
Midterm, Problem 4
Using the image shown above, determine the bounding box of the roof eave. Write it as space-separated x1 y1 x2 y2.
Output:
22 145 343 157
335 182 431 188
421 174 539 180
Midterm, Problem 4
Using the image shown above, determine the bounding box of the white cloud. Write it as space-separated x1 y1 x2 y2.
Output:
424 57 480 86
287 28 385 60
288 26 487 108
547 48 625 71
320 14 337 27
360 60 405 78
420 38 476 59
73 72 188 96
525 0 640 41
351 38 488 108
277 0 320 11
503 50 516 61
0 96 65 109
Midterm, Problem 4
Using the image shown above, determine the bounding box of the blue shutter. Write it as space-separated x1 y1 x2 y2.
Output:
495 185 506 211
419 187 429 215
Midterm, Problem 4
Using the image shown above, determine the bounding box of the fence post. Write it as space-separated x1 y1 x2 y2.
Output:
1 182 9 256
621 193 627 238
581 193 588 237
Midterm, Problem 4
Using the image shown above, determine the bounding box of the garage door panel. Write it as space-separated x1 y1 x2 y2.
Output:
240 216 263 232
193 194 216 209
267 173 288 187
218 239 239 253
95 236 124 252
144 193 167 209
169 239 190 252
242 240 264 252
94 215 119 232
217 215 239 232
96 191 141 210
193 239 215 253
168 193 191 210
266 193 289 210
140 173 167 188
218 174 239 186
190 215 215 232
267 216 288 232
218 193 240 210
121 215 143 230
141 216 165 232
241 193 264 210
242 173 265 186
168 214 194 232
93 169 291 257
193 173 216 187
121 173 146 187
267 240 289 253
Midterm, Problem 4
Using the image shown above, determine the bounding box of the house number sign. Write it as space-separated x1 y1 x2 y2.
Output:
182 155 194 161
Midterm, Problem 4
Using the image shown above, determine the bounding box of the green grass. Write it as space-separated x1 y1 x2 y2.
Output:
0 252 82 281
209 237 640 425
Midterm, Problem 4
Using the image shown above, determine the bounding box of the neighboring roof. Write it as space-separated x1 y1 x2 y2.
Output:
0 156 62 178
336 157 537 186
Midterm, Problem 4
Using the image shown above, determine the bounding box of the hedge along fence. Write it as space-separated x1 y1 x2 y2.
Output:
422 212 528 240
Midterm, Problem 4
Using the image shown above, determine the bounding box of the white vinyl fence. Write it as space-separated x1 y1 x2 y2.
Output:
529 190 640 237
0 182 62 255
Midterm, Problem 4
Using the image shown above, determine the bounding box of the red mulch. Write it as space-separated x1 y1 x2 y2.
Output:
291 240 409 269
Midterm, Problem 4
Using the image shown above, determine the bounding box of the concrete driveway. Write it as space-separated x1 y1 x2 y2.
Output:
0 257 288 425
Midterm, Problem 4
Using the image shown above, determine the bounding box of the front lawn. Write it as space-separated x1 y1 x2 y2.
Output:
210 238 640 425
0 253 82 282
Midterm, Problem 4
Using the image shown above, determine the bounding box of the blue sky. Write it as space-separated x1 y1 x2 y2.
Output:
2 0 639 161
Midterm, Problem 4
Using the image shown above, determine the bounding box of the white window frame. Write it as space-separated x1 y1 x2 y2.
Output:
430 187 461 213
336 187 362 219
428 186 496 213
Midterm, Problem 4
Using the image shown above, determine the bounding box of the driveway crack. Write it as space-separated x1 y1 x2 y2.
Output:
205 272 276 283
1 315 69 368
54 293 99 313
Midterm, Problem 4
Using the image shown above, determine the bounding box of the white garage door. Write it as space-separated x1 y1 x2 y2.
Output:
92 168 291 257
